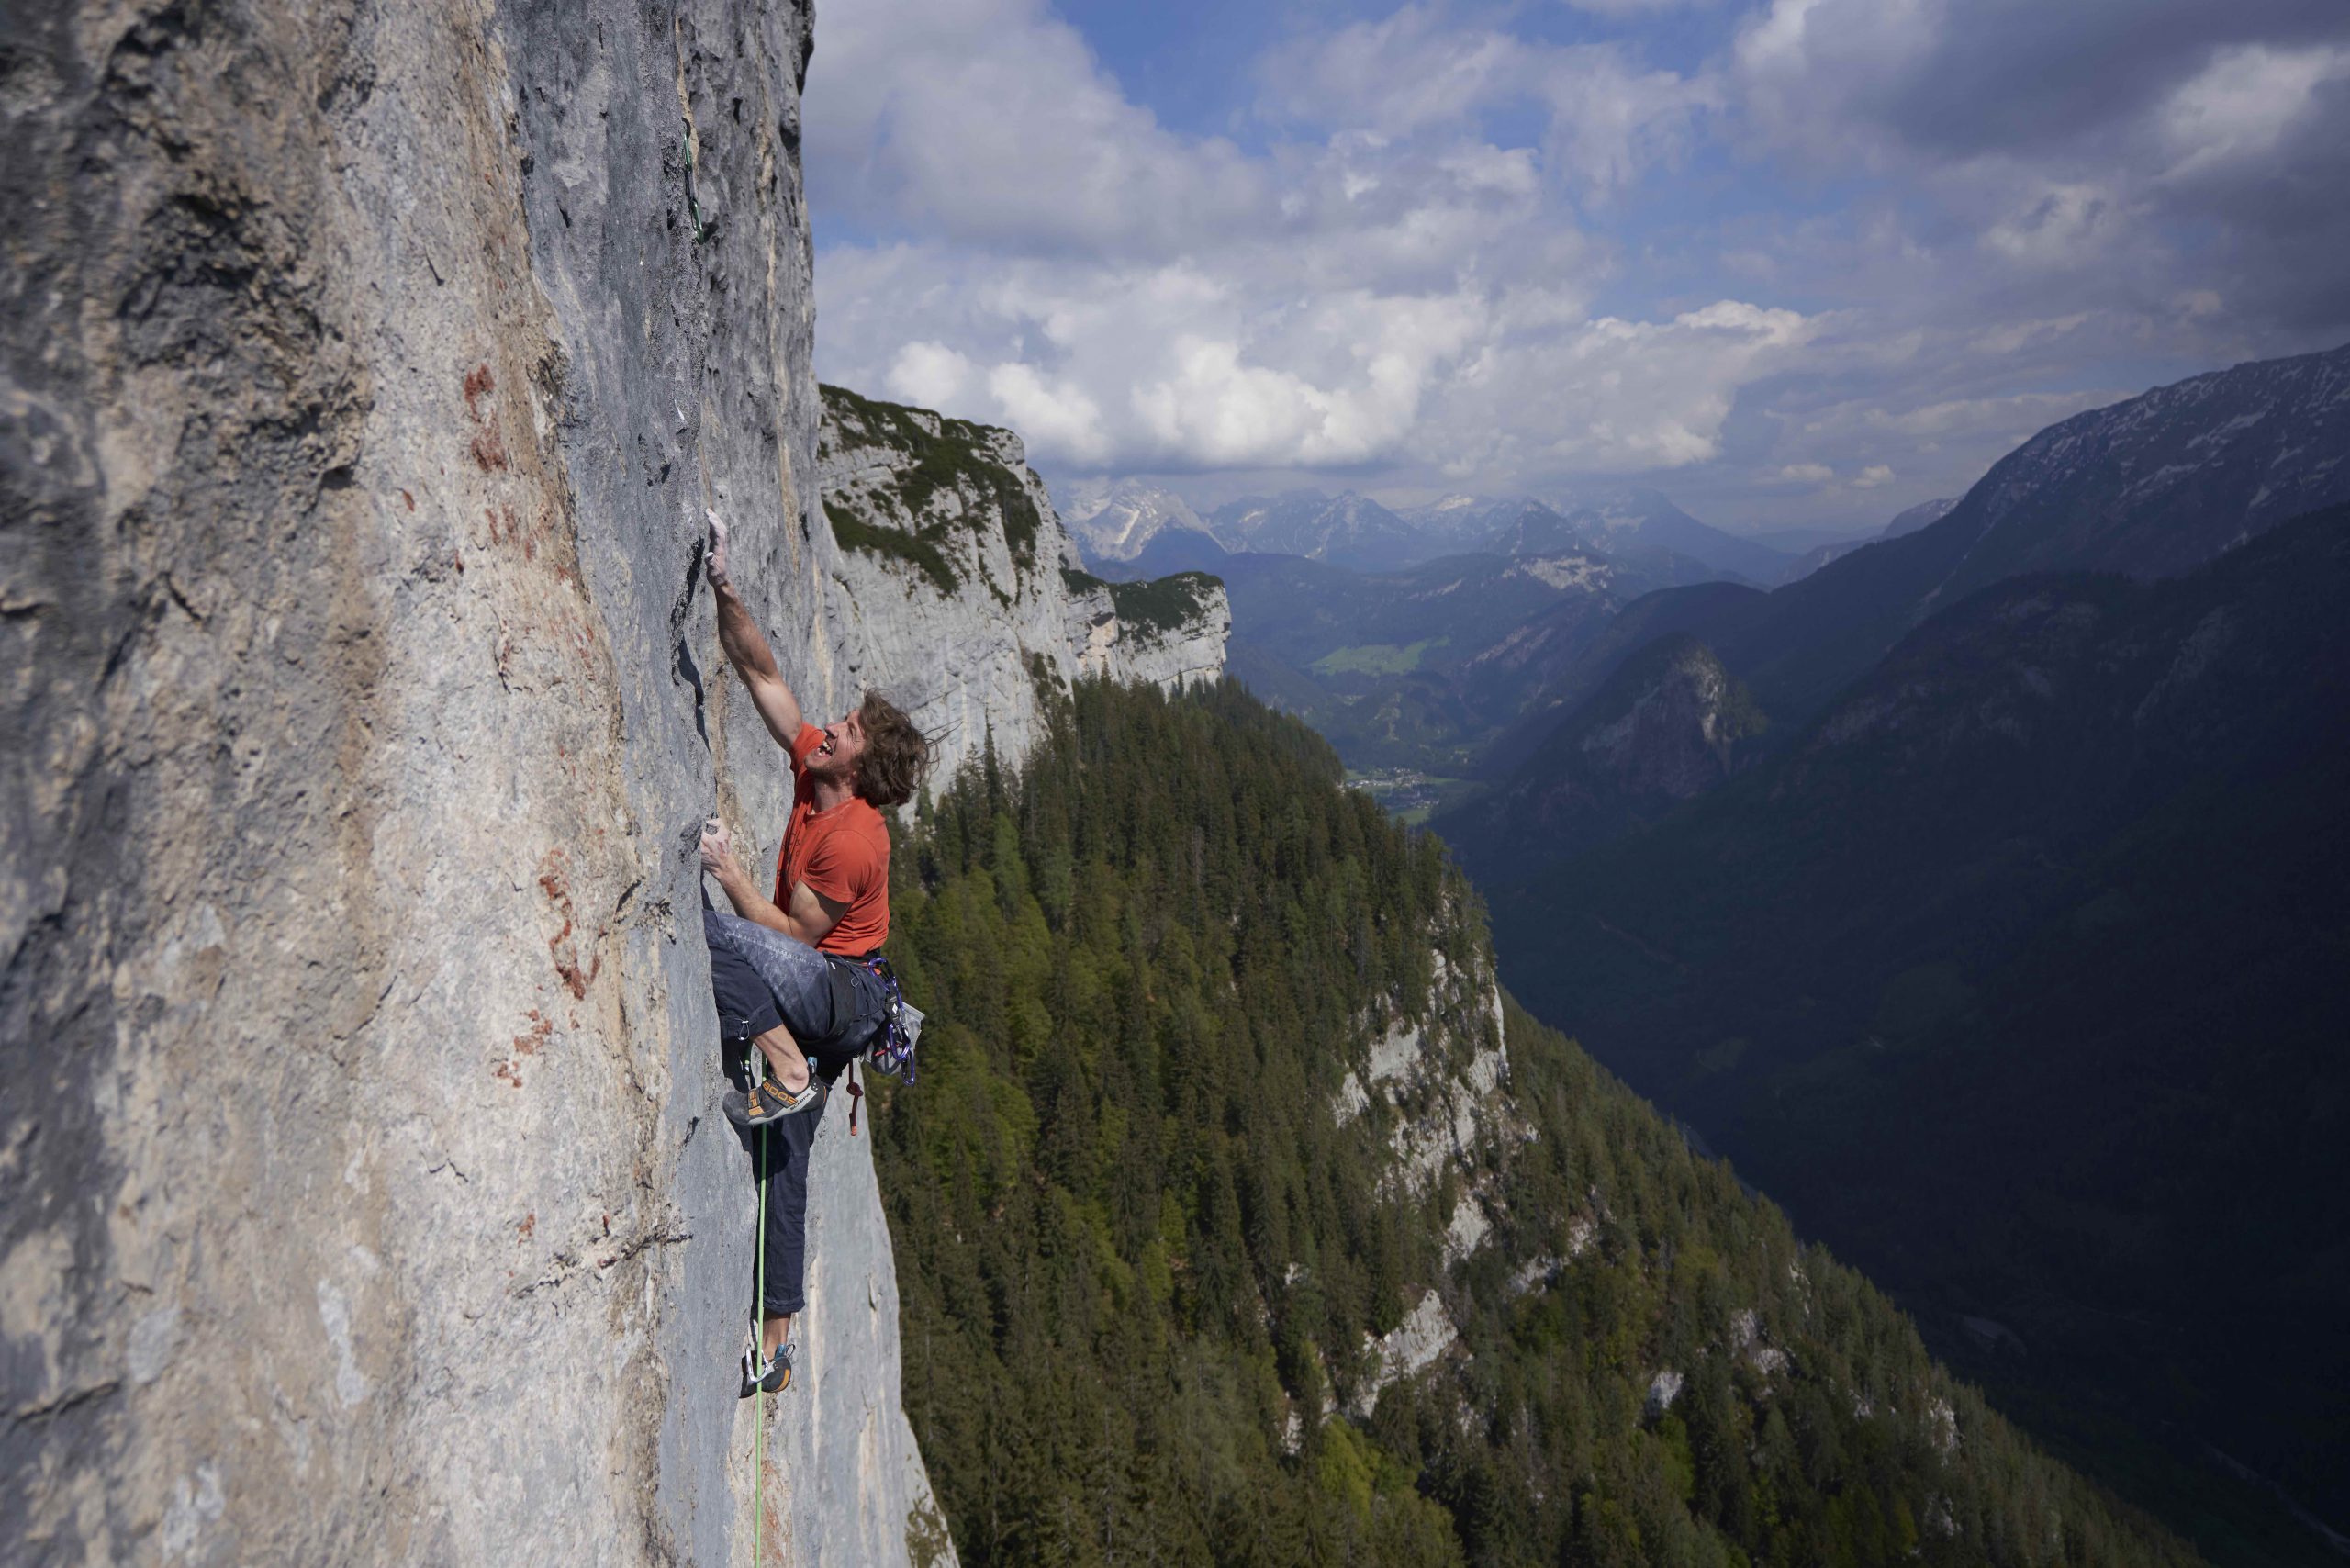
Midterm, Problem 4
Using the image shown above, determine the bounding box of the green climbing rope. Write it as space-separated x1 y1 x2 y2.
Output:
753 1095 768 1565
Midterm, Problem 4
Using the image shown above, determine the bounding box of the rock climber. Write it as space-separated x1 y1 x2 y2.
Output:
698 506 931 1395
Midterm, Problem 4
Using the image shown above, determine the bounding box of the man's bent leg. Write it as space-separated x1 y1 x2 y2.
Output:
705 906 840 1043
707 913 785 1042
750 1018 811 1094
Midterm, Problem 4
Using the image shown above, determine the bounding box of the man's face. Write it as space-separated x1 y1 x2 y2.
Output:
807 708 867 783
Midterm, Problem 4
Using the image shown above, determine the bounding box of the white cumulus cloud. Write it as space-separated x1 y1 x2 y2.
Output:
804 0 2349 526
807 0 1784 487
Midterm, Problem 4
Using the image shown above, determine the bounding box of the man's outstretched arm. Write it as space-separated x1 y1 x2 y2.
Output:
706 509 804 751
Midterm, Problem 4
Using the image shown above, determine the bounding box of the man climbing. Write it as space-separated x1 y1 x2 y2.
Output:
698 506 931 1395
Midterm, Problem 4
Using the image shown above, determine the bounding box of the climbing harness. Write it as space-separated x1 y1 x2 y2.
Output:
833 952 924 1083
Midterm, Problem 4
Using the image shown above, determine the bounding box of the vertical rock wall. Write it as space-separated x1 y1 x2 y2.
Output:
1 2 944 1562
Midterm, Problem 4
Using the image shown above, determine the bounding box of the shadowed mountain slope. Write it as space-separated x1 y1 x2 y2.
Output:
1432 634 1768 884
1486 505 2350 1562
1614 343 2350 724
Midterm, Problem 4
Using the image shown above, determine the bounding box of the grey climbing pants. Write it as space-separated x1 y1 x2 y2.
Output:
703 906 888 1056
703 907 887 1318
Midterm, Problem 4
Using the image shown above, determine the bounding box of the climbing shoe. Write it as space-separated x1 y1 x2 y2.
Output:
740 1339 795 1397
724 1073 822 1128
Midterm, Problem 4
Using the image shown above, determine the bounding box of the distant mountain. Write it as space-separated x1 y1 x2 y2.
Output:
1477 582 1771 778
1930 345 2350 581
1480 498 1746 589
1570 488 1795 583
1058 477 1206 564
1467 490 1795 585
1097 494 1740 775
1484 503 2350 1548
1480 498 1600 557
1747 523 1880 554
1880 495 1959 539
1619 342 2350 723
1202 537 1723 772
1777 498 1962 584
1776 536 1871 585
1096 525 1230 581
1206 489 1432 571
1390 493 1519 544
1432 634 1767 885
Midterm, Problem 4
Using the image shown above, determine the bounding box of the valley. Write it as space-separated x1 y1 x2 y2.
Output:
1342 766 1476 825
1056 342 2350 1566
873 678 2205 1568
1082 489 1871 786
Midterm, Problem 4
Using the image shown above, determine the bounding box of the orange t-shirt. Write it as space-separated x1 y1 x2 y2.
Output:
773 723 891 955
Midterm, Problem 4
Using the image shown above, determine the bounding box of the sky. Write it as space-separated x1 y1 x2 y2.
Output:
802 0 2350 535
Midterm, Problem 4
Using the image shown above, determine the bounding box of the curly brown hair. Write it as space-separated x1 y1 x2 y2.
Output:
854 690 932 808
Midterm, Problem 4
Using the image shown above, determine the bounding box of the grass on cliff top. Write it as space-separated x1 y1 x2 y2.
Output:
821 384 1042 579
1062 566 1223 639
826 499 962 599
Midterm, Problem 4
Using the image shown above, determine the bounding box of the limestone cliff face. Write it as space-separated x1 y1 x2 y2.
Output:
1313 913 1519 1431
0 5 946 1563
816 386 1230 781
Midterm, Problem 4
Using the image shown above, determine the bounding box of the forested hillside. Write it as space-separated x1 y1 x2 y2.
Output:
867 679 2198 1568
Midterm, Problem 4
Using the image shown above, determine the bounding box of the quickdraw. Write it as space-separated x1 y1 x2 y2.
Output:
840 952 922 1084
680 117 716 245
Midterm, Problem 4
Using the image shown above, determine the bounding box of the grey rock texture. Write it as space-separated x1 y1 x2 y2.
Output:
1347 1290 1458 1419
0 4 947 1563
816 386 1229 783
1305 924 1517 1426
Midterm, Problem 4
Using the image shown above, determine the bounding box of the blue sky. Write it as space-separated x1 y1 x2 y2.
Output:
804 0 2350 533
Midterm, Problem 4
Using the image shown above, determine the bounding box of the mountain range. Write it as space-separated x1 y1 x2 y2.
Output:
1425 342 2350 1563
1766 499 1960 587
1067 487 1948 790
1570 343 2350 727
1141 542 1651 774
1881 495 1962 539
1456 342 2350 902
1059 477 1914 588
1482 506 2350 1558
1060 484 1442 572
1203 489 1430 571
